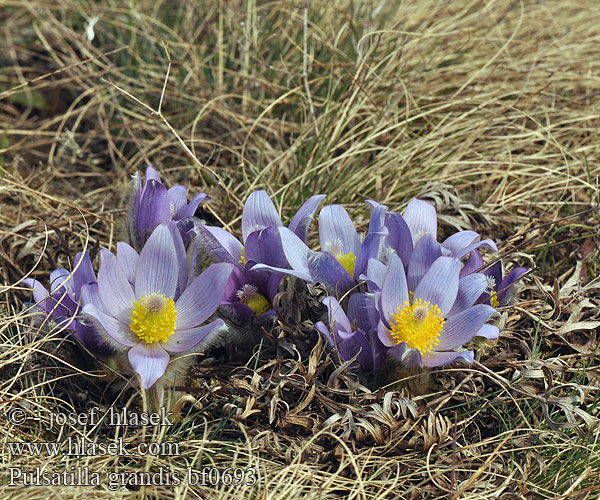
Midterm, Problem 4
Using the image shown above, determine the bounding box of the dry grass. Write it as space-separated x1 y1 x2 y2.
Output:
1 0 600 498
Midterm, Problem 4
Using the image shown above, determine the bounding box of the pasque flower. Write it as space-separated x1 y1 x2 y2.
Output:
127 165 208 250
191 190 325 318
373 253 498 367
315 294 384 372
21 251 111 355
84 223 233 388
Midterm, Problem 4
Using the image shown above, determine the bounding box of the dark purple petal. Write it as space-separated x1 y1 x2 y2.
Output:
437 304 496 350
222 301 255 321
483 261 503 288
163 319 224 353
442 230 479 255
74 321 112 356
136 180 171 246
318 205 361 255
167 185 187 219
128 342 170 388
72 251 96 299
475 324 499 340
241 190 283 242
453 239 498 260
385 213 413 266
366 200 388 234
407 233 442 291
267 272 282 301
135 224 178 299
381 253 409 326
403 198 437 242
421 350 473 367
347 293 379 334
414 256 461 316
354 232 382 280
181 192 209 219
223 266 248 302
98 249 135 321
497 267 529 305
448 273 489 316
460 248 484 278
388 343 422 367
245 226 288 269
167 221 188 294
175 263 234 329
308 252 354 294
83 304 137 347
288 194 326 242
337 330 374 371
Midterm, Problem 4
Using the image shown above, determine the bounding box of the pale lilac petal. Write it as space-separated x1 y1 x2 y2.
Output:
116 242 139 284
167 221 188 293
449 273 489 316
308 252 354 293
181 192 209 219
128 342 170 389
414 256 461 316
135 225 178 299
389 343 422 367
442 231 479 255
421 350 474 367
278 226 312 275
453 239 498 260
163 319 224 352
193 225 243 267
460 248 484 278
475 324 499 340
315 321 335 347
167 185 187 218
250 263 313 282
79 282 104 311
322 297 352 333
21 279 54 315
145 165 161 182
288 194 326 242
437 304 496 350
241 190 283 242
403 198 437 242
244 226 288 269
362 258 386 291
377 319 396 347
98 249 135 321
381 253 409 325
497 267 529 305
50 269 71 293
385 213 413 266
407 234 442 291
175 263 234 329
83 304 137 347
318 205 361 255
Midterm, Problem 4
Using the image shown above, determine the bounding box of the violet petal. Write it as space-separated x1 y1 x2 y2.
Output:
163 319 224 353
241 190 283 242
288 194 326 242
414 256 461 316
128 342 170 389
437 304 496 350
135 224 178 300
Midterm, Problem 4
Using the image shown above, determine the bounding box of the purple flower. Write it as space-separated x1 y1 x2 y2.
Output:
21 251 111 355
191 190 325 318
373 253 498 368
127 165 208 250
479 258 529 307
315 294 384 372
83 223 234 388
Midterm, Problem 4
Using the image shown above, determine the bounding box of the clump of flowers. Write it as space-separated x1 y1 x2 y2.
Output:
21 164 529 398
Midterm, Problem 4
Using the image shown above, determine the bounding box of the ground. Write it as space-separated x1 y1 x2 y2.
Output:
1 1 599 498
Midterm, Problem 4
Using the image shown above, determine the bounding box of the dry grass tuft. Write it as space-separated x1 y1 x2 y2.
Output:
1 0 600 498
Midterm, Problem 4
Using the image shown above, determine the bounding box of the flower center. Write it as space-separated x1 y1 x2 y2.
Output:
239 246 246 266
389 298 445 354
337 252 357 276
236 284 271 316
490 290 499 308
486 276 496 290
129 293 177 343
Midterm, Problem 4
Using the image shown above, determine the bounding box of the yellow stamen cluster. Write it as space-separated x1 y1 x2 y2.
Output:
129 293 177 344
239 246 246 266
390 298 445 354
490 290 499 308
337 251 357 276
237 284 271 316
